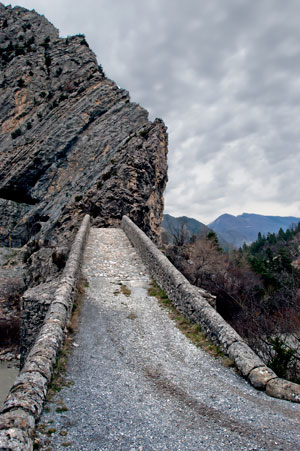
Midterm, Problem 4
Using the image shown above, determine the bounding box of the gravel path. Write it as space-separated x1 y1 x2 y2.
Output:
37 228 300 450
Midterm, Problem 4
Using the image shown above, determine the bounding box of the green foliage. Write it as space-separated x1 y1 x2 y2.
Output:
245 223 299 294
148 281 169 303
207 230 222 252
268 336 296 379
165 220 300 383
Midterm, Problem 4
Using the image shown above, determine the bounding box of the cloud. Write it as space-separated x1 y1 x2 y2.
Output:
6 0 300 223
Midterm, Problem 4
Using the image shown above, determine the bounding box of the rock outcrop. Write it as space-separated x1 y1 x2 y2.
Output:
0 3 168 286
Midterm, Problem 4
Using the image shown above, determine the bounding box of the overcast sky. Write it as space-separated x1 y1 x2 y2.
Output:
5 0 300 224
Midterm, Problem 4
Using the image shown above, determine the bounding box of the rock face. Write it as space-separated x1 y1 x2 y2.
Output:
0 4 168 285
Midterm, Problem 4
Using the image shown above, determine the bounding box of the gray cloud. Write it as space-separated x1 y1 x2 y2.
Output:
6 0 300 223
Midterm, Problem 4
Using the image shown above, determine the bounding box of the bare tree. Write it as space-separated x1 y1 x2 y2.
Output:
165 217 190 247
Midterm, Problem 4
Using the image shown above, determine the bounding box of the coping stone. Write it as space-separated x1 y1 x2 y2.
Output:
248 366 277 390
266 378 300 403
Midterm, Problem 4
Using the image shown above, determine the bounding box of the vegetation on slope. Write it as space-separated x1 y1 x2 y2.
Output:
164 223 300 382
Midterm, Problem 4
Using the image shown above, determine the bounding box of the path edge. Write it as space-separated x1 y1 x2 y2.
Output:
122 215 300 404
0 215 90 451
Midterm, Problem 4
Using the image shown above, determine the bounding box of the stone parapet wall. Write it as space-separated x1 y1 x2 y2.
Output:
0 215 90 451
122 215 300 403
20 280 59 368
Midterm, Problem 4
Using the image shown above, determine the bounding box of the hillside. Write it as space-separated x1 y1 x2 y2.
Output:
162 214 233 250
209 213 300 248
0 3 168 287
162 213 209 243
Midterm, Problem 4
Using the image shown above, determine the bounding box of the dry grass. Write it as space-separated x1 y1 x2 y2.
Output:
35 278 87 449
120 284 131 296
113 283 131 297
47 277 85 398
148 280 234 367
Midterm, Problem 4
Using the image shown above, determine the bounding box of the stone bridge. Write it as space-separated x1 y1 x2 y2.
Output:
0 216 300 450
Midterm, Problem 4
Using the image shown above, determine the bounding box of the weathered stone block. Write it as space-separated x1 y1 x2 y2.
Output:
266 378 300 403
20 280 59 366
194 305 242 352
248 366 277 390
1 371 48 418
22 354 54 382
0 428 32 451
0 408 35 434
123 215 300 403
228 341 265 377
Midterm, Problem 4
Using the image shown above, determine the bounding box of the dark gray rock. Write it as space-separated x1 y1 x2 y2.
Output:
0 3 168 286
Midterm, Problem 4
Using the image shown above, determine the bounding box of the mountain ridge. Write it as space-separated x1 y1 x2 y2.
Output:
209 212 300 247
163 212 300 249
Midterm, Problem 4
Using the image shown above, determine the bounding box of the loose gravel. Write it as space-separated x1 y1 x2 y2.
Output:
37 228 300 450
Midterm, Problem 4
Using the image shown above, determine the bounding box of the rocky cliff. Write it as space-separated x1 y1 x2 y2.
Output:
0 4 168 286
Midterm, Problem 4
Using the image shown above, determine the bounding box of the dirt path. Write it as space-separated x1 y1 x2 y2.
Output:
37 228 300 450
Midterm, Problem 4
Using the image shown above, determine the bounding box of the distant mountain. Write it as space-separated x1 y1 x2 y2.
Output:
162 214 208 243
162 214 233 250
208 213 300 248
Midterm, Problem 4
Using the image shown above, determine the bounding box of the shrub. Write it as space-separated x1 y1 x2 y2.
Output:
268 336 297 379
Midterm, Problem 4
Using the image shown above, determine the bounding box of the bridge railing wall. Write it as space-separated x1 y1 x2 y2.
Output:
122 215 300 404
0 214 90 451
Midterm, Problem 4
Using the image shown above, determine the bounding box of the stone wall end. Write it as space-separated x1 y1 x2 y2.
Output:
0 214 90 450
122 215 300 404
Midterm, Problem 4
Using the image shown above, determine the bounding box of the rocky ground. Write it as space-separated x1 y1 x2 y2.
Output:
0 3 167 256
35 228 300 451
0 3 167 298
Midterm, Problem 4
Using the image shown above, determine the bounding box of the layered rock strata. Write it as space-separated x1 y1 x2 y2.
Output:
0 3 168 286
